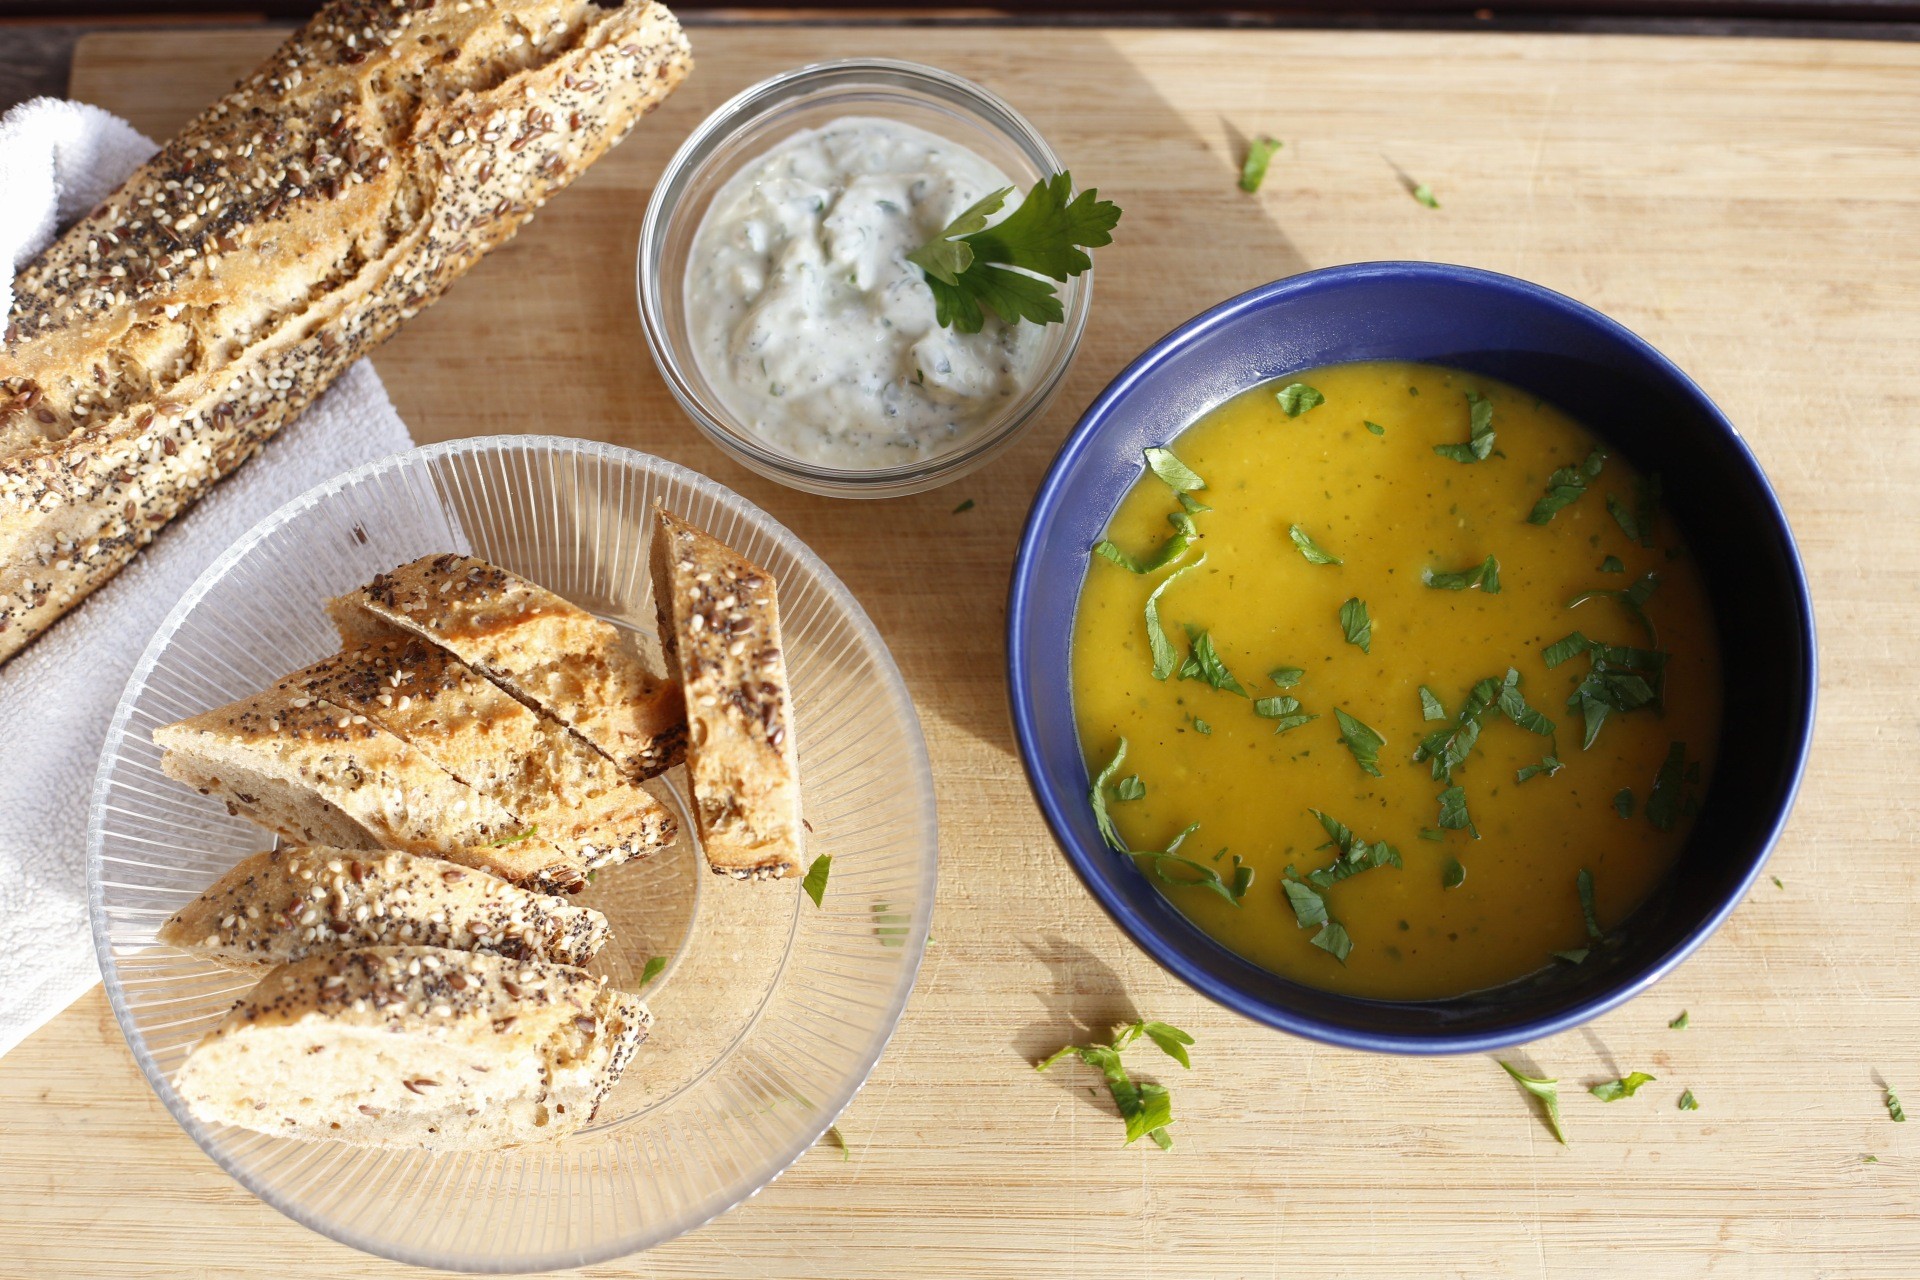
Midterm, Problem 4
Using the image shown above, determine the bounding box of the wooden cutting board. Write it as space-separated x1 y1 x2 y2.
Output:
3 23 1918 1280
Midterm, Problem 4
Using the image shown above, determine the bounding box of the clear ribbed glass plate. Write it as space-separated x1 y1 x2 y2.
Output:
86 436 936 1271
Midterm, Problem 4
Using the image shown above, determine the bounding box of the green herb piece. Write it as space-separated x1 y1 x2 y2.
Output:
1591 1072 1656 1101
1092 510 1198 575
1113 775 1146 802
1333 707 1386 778
1495 667 1555 735
1516 755 1564 783
1289 524 1343 565
952 498 975 514
1436 784 1478 839
871 902 909 947
1090 739 1129 852
1339 597 1372 653
1268 665 1306 687
1528 448 1607 524
1542 631 1596 669
1188 715 1213 736
1176 491 1211 514
1239 135 1282 192
1889 1086 1907 1123
1600 555 1625 573
1614 788 1635 818
1254 695 1318 735
1553 948 1590 965
1678 1089 1699 1111
1143 445 1206 493
1419 828 1447 842
1130 823 1252 906
1279 867 1352 963
640 955 667 986
1442 856 1466 889
1865 1154 1879 1163
1772 875 1785 890
1670 1010 1689 1030
1301 809 1403 890
1416 673 1535 782
1411 182 1440 209
485 826 539 847
1364 420 1387 436
1309 920 1352 962
908 172 1120 333
1276 383 1325 417
1422 554 1502 594
1177 626 1248 696
1499 1061 1567 1145
1568 571 1661 647
1419 686 1447 721
1037 1020 1192 1150
1546 632 1669 749
1577 868 1603 942
802 854 832 908
1433 390 1495 463
1144 554 1207 680
1645 740 1688 832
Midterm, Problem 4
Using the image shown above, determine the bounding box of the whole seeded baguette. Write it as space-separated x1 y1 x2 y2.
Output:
158 846 612 971
329 553 687 780
0 0 692 665
280 638 677 870
173 945 648 1149
649 509 804 879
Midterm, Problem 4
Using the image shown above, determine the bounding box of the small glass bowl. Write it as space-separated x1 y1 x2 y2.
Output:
637 58 1088 499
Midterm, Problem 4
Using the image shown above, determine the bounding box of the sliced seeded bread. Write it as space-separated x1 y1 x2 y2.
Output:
154 685 529 854
158 846 611 971
328 554 686 781
173 945 648 1150
649 509 804 879
280 639 676 871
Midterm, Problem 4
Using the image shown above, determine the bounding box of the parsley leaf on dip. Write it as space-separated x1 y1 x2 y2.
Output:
909 173 1120 334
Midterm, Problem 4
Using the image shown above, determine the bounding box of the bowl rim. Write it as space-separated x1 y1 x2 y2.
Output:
635 56 1090 499
1006 260 1818 1054
87 434 939 1269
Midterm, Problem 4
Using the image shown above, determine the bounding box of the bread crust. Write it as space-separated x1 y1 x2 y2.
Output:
329 553 687 780
0 0 691 664
649 509 803 879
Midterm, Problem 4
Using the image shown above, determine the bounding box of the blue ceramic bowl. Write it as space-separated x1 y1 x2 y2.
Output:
1008 262 1816 1054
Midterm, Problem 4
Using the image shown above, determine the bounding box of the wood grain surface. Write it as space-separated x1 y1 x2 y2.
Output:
2 23 1918 1280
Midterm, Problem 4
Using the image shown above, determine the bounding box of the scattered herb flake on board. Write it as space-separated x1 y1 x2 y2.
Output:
1239 135 1282 192
952 498 975 513
802 854 832 907
640 955 667 986
1864 1154 1879 1163
1442 856 1467 889
1499 1062 1568 1144
1179 626 1249 695
1290 524 1343 565
1423 554 1502 594
908 172 1120 334
1333 707 1386 778
1411 182 1440 209
1364 420 1387 436
1339 597 1373 653
1590 1072 1656 1101
1516 755 1564 783
1670 1010 1689 1030
1889 1086 1907 1123
1276 383 1326 417
1678 1089 1700 1111
1145 554 1208 680
1269 665 1306 687
1528 448 1607 524
1143 445 1206 493
1772 875 1785 890
1577 868 1603 942
1433 390 1495 462
821 1124 850 1160
1037 1021 1194 1150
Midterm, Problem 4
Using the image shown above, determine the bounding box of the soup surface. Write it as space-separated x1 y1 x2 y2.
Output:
1070 361 1722 1000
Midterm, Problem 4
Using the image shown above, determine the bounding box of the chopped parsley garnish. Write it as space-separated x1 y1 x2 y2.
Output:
1516 755 1564 783
1614 788 1635 818
1670 1010 1689 1030
1590 1071 1656 1101
1422 554 1502 593
1433 390 1495 463
1411 182 1440 209
802 854 832 907
1254 694 1317 734
1281 870 1351 963
1419 686 1447 721
1416 670 1549 782
1187 714 1213 736
1145 554 1207 680
1645 740 1688 831
1577 868 1603 942
1600 555 1625 573
1037 1021 1194 1150
1568 571 1660 646
1333 707 1386 777
1889 1085 1907 1123
1528 448 1606 524
1132 823 1251 905
486 825 539 847
1090 739 1130 852
1339 597 1372 653
1276 383 1325 417
1268 665 1305 687
1239 135 1282 192
1606 474 1663 546
1499 1061 1567 1144
1177 626 1248 695
907 172 1120 333
871 902 909 947
1554 948 1590 965
1113 775 1146 802
640 955 667 986
952 498 975 514
1678 1089 1699 1111
1436 784 1478 838
1544 631 1668 749
1364 420 1386 436
1442 856 1466 889
1289 524 1342 565
1301 809 1403 889
1093 510 1197 574
1143 445 1206 493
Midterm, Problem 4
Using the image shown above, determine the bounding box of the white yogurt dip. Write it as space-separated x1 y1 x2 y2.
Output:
685 117 1046 469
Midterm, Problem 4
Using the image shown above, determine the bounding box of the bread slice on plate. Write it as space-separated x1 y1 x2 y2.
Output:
173 945 649 1150
327 554 687 783
154 685 529 854
158 846 611 971
281 639 677 871
649 509 804 880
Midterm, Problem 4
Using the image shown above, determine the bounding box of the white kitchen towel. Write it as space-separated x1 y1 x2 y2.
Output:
0 98 413 1059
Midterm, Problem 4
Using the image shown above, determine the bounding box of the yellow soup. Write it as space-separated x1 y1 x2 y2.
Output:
1071 361 1722 1000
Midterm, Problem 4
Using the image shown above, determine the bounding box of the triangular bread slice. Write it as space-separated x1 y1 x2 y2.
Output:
278 639 676 871
173 945 648 1150
326 554 686 782
649 509 804 880
158 846 612 971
